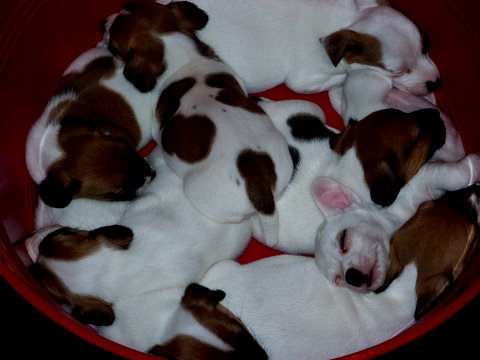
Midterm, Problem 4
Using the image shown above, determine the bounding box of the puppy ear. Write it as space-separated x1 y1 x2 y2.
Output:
329 119 357 154
323 29 383 68
38 170 80 208
414 274 450 320
311 177 360 217
182 283 226 309
169 1 209 32
123 46 166 93
90 225 134 250
411 108 446 159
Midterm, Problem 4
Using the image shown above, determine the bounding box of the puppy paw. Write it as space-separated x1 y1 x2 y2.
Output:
465 153 480 185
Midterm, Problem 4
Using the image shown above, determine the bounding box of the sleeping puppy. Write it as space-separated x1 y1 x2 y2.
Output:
167 0 440 95
25 147 260 356
198 183 480 360
314 153 480 293
25 45 156 209
105 1 293 245
251 98 446 254
328 68 464 162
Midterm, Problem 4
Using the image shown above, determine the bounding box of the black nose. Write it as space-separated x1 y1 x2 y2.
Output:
426 77 441 92
345 268 367 287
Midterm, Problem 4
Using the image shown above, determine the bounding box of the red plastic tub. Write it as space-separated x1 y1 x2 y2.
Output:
1 0 479 358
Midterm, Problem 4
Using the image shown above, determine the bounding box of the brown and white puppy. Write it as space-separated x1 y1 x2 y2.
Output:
252 98 445 254
167 0 440 95
328 69 464 162
25 45 155 208
25 148 261 357
314 153 480 293
379 184 480 319
105 1 293 245
196 186 480 360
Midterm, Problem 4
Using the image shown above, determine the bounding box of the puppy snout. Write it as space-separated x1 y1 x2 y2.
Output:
345 268 372 287
426 77 441 93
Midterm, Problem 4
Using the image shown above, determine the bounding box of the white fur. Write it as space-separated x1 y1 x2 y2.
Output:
328 69 464 161
171 0 439 95
251 98 371 254
34 197 129 231
103 4 294 246
31 148 253 351
314 153 480 292
154 33 293 247
200 255 418 360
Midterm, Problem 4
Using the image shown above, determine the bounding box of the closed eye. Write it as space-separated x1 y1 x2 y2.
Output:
337 229 347 253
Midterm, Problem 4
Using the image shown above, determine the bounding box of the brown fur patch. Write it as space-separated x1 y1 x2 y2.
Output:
161 114 216 163
324 29 385 68
206 73 264 114
156 77 196 128
39 225 133 261
39 49 152 207
54 56 117 96
331 108 445 206
384 186 480 319
39 130 152 207
30 263 115 326
149 335 236 360
108 1 210 92
50 54 141 146
237 150 277 215
176 283 267 360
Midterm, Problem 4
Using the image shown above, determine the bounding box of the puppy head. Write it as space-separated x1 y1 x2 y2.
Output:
149 283 268 360
331 107 446 206
312 177 394 293
107 1 209 92
381 185 480 319
323 6 440 96
28 225 133 326
39 124 153 208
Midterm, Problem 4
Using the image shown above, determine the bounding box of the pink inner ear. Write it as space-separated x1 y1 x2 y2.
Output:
319 191 354 210
312 177 358 215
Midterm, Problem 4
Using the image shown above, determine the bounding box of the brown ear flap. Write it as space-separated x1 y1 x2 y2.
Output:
38 170 80 208
182 283 226 309
169 1 209 33
70 295 115 326
90 225 134 250
30 262 115 326
413 108 446 158
414 273 451 320
330 120 357 155
323 29 383 68
123 44 166 93
38 227 90 259
398 109 445 183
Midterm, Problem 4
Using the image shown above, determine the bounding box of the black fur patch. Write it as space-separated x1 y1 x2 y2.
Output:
288 146 300 181
287 113 335 141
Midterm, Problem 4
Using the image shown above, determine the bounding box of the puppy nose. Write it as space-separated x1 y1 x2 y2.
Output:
345 268 367 287
426 77 441 92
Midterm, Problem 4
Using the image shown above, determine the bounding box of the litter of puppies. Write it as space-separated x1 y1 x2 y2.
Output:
20 1 480 359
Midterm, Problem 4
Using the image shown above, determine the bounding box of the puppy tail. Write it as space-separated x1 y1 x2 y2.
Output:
257 210 280 248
